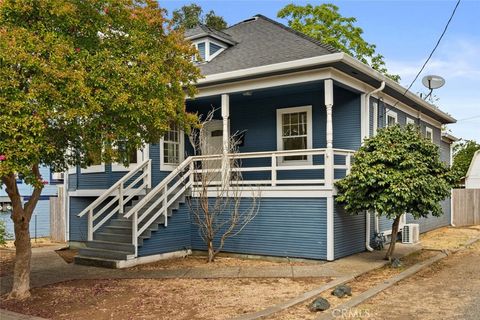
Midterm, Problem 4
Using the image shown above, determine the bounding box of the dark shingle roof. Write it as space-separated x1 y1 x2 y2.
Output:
197 15 338 75
185 24 236 45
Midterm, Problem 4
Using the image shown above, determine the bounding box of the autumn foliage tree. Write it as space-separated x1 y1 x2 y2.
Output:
0 0 200 299
278 3 400 82
336 125 454 260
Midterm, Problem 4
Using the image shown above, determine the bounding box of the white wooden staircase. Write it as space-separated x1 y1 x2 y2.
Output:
75 158 193 268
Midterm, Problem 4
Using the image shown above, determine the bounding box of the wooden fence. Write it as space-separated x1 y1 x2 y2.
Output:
452 188 480 227
50 186 66 242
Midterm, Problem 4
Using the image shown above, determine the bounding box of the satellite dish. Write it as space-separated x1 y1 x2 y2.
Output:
422 75 445 90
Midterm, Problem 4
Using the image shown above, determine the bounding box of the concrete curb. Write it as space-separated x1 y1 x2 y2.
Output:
315 236 480 320
230 276 353 320
315 252 448 320
0 309 48 320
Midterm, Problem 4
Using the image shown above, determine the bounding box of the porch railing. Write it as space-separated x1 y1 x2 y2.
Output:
190 148 355 187
77 159 152 241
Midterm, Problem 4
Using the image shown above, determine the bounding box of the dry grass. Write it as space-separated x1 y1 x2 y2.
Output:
0 277 332 320
420 226 480 250
130 255 314 271
267 249 437 320
4 237 65 249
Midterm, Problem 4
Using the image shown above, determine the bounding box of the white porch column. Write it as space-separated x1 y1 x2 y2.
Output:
221 94 230 186
324 79 335 261
221 94 230 155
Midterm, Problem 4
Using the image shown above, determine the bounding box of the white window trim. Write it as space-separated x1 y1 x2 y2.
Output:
406 117 415 125
193 38 227 62
276 105 313 166
160 130 185 171
386 110 398 127
81 163 105 174
425 126 434 142
111 149 145 172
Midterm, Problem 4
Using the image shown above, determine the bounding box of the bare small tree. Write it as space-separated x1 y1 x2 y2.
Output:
187 110 260 262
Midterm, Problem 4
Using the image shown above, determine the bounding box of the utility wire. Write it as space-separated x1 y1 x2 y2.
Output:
455 115 480 122
394 0 461 106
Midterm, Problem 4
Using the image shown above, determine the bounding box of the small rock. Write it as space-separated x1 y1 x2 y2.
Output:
391 257 402 268
331 284 352 298
309 297 330 312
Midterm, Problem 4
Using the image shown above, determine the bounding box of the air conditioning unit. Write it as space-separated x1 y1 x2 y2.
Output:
402 224 419 244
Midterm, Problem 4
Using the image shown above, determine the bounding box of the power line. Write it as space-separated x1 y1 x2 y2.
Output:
456 115 480 122
395 0 461 106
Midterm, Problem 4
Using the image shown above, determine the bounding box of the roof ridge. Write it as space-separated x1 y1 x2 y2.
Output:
252 14 338 54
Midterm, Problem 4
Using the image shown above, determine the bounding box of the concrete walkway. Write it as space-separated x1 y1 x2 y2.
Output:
0 243 421 295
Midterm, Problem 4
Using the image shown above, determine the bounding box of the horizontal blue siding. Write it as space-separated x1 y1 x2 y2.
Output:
440 140 451 165
334 202 366 259
138 206 191 257
69 197 94 242
406 198 451 233
0 199 51 239
190 198 328 260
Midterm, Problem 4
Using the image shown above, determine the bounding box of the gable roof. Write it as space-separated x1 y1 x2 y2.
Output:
185 24 236 45
196 15 337 75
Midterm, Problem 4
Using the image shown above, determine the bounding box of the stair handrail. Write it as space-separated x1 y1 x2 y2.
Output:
123 157 193 219
77 158 151 218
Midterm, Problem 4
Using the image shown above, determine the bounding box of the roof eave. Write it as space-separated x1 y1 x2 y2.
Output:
197 52 456 124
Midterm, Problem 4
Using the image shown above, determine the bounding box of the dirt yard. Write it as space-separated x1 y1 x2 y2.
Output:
266 249 437 320
0 277 332 320
268 226 480 320
0 249 15 277
130 254 316 271
352 240 480 320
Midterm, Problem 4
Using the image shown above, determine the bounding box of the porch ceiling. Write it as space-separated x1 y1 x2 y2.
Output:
186 80 356 111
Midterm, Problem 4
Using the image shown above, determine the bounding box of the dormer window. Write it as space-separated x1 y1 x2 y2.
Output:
193 38 226 62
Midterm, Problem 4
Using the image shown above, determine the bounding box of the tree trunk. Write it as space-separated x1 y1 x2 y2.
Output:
207 239 215 262
9 206 32 300
2 166 42 299
385 215 402 261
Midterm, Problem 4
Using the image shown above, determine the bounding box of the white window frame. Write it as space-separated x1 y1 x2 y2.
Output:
386 110 398 127
425 126 434 142
276 105 313 165
406 117 415 125
193 38 227 62
111 148 145 172
160 127 185 171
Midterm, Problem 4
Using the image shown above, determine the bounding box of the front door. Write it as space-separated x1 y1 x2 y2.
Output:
203 120 224 155
202 120 224 182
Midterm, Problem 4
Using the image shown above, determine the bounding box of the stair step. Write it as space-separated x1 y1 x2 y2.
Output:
94 232 131 243
85 240 135 252
78 247 135 260
110 218 132 227
74 255 121 269
104 225 132 235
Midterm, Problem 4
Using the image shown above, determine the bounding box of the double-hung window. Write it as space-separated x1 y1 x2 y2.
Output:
425 127 433 141
277 106 312 164
386 110 398 127
161 124 184 171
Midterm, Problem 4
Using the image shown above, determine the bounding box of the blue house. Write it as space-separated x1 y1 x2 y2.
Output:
1 166 61 239
68 15 457 267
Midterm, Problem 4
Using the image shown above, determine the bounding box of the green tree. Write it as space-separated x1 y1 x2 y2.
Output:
336 125 454 260
278 3 400 82
452 139 480 182
172 3 227 30
0 0 200 299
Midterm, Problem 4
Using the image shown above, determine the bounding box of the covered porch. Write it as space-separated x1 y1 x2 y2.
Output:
185 79 361 193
